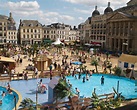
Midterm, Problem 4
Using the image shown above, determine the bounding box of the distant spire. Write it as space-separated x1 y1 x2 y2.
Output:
108 2 110 7
95 6 97 10
9 12 12 18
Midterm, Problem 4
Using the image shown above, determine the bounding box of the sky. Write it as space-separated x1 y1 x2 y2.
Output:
0 0 130 27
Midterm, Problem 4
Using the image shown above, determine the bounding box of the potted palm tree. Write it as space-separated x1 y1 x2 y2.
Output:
19 98 36 110
54 79 75 109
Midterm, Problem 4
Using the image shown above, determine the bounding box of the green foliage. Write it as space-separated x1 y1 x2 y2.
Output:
91 88 124 109
112 87 125 101
54 79 74 100
113 67 122 76
19 98 35 109
91 59 99 73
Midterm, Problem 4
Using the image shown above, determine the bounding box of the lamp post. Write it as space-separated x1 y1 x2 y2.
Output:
14 95 17 110
36 88 38 110
123 41 128 53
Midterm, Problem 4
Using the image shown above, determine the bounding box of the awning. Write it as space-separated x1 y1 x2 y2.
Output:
118 54 137 64
0 56 15 63
91 41 101 46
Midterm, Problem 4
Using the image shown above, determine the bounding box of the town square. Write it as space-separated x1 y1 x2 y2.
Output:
0 0 137 110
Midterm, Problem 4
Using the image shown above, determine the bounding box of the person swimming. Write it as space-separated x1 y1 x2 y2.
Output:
2 91 5 97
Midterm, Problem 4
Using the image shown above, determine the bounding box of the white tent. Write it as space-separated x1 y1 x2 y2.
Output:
52 38 64 45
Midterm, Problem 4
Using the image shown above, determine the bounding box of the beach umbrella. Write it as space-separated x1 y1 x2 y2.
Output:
72 61 82 65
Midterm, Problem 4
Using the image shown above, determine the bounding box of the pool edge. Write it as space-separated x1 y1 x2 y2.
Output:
11 88 22 110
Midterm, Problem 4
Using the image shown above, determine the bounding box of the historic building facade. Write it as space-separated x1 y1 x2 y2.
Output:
43 23 79 42
106 0 137 52
18 20 43 45
79 0 137 53
6 13 17 44
0 12 17 44
78 2 113 48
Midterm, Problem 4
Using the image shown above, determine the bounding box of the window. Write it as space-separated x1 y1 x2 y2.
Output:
23 29 25 32
23 35 25 38
31 29 33 32
31 35 33 38
27 29 29 32
4 27 6 31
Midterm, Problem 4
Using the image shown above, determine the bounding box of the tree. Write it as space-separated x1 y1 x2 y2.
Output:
54 79 75 109
106 61 112 74
106 52 109 61
91 88 124 110
31 44 38 57
91 59 99 73
113 66 122 76
19 98 36 110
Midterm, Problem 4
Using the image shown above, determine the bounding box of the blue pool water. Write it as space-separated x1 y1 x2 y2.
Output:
0 87 18 110
66 74 137 99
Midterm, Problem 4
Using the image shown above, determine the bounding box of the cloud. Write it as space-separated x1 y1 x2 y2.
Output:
63 0 129 9
44 12 75 24
1 1 75 25
7 1 41 16
78 17 84 21
74 8 91 14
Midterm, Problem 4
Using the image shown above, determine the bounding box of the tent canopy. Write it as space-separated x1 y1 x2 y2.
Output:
52 38 64 45
0 56 15 63
118 54 137 64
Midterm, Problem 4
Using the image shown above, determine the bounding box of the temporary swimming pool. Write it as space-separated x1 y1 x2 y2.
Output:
66 74 137 99
0 86 19 110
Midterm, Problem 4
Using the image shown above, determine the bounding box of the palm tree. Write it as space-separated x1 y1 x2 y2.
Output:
54 79 75 108
106 52 109 61
91 59 99 73
106 61 112 74
79 64 83 73
31 44 38 57
19 98 35 110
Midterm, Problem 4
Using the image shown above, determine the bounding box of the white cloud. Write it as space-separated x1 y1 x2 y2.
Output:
78 17 84 21
64 0 129 9
43 12 75 24
74 8 91 14
1 1 75 25
60 15 74 21
7 1 41 16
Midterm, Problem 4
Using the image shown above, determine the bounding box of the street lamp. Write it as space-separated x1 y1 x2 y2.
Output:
36 88 38 110
123 41 128 53
14 95 17 110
